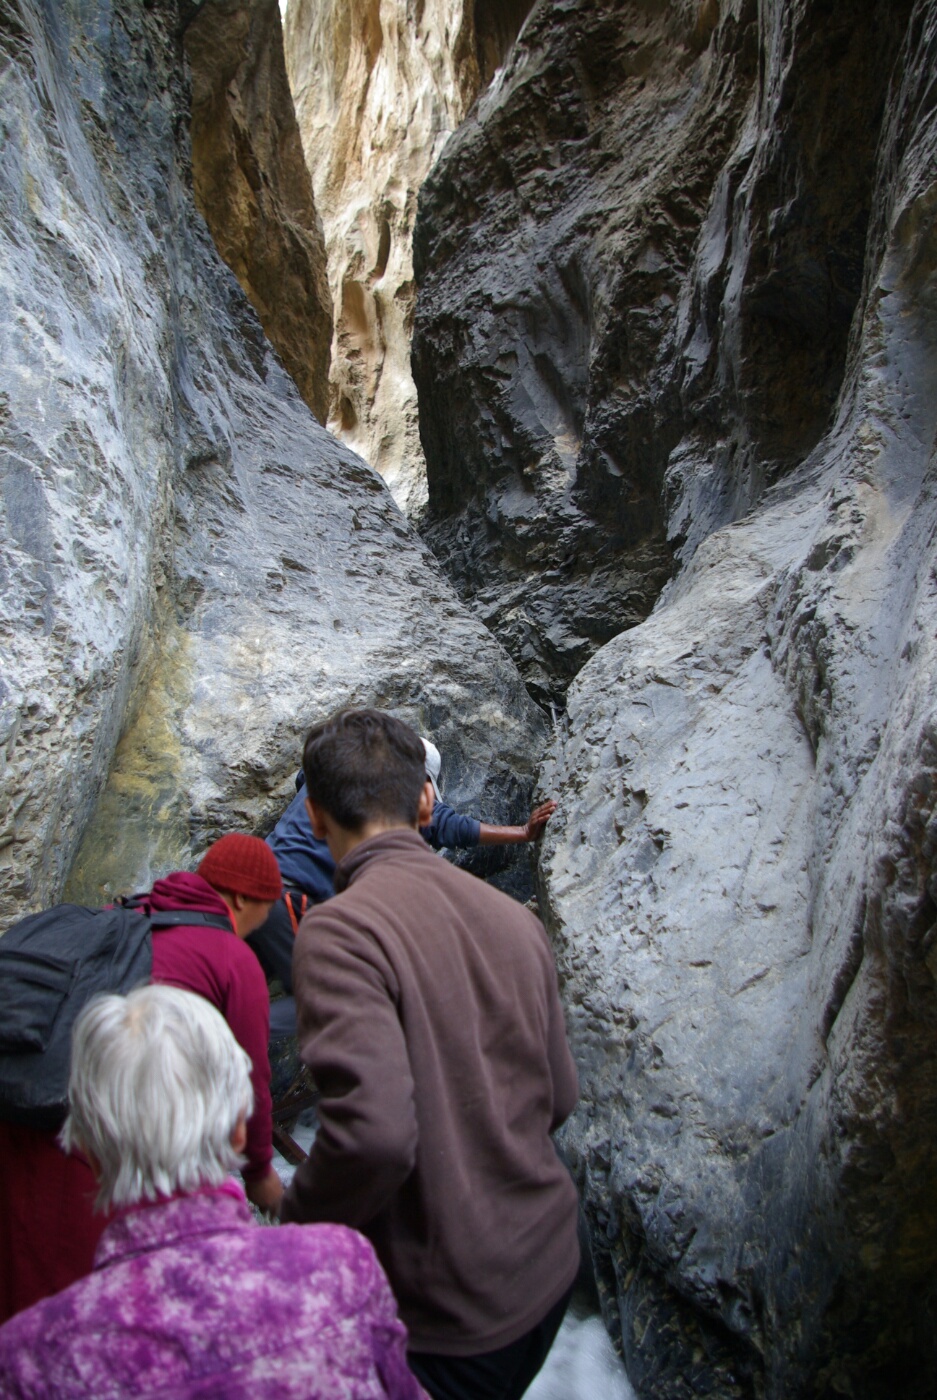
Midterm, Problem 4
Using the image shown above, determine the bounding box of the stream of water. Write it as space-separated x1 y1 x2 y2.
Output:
525 1306 636 1400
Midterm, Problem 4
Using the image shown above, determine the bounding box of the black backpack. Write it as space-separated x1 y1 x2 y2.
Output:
0 901 232 1131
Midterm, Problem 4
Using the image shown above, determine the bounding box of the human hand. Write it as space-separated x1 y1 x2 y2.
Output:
246 1166 284 1218
524 800 557 841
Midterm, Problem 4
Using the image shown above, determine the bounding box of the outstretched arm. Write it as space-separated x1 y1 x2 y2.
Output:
477 799 557 845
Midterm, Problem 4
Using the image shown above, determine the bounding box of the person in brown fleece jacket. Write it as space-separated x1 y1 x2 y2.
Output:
280 709 580 1400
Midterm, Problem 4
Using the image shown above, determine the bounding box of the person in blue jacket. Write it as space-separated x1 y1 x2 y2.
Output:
248 738 556 1014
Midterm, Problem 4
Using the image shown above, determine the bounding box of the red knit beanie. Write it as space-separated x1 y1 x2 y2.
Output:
197 834 282 902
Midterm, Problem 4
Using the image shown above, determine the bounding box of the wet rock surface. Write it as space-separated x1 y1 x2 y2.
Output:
0 0 546 926
185 0 333 424
533 2 937 1395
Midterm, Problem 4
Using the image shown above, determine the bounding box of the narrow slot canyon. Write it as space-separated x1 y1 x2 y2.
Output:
1 1 937 1397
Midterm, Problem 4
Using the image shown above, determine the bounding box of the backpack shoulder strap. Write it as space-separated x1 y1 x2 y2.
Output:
147 911 234 932
284 891 308 936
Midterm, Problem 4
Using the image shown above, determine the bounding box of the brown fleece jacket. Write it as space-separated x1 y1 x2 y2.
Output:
281 828 581 1356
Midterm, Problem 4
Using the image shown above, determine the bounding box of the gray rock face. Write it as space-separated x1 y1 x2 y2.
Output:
534 2 937 1397
413 0 914 712
0 0 545 927
412 0 755 704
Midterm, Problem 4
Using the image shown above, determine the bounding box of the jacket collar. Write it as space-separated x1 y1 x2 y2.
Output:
146 871 236 934
334 827 427 894
94 1180 252 1271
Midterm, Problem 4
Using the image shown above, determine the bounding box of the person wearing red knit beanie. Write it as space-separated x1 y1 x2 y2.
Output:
197 833 282 931
148 834 284 1218
1 834 284 1328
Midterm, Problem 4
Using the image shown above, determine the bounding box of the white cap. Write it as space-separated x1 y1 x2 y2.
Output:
422 738 442 801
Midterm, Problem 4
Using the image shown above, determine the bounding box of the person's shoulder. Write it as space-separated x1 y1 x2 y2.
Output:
277 1219 374 1257
299 890 393 961
269 1221 381 1290
0 1272 84 1361
439 861 554 951
228 932 268 972
355 838 531 920
0 1297 39 1352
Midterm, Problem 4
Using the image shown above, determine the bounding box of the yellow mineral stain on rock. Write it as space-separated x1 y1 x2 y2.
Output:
65 624 196 905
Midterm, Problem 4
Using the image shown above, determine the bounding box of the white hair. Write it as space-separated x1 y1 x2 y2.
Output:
60 984 254 1211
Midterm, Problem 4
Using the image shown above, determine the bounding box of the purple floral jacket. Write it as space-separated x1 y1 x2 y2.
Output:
0 1181 427 1399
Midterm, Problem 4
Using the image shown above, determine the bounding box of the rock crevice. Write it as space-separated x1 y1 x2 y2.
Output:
282 0 481 515
185 0 333 425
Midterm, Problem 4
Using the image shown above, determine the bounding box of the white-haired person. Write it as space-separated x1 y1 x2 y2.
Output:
0 984 426 1400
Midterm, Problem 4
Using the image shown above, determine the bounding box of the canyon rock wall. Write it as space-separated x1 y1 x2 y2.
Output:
0 0 545 928
185 0 333 424
415 0 937 1394
414 0 917 713
412 0 750 704
482 2 933 1397
282 0 535 515
282 0 475 516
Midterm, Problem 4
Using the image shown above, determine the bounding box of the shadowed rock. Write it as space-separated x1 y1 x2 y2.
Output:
185 0 333 424
412 0 757 704
413 0 912 713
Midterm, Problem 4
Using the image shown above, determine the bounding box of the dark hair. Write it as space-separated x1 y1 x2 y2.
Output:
302 709 427 831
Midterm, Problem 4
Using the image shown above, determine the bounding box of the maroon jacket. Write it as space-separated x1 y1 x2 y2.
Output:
282 829 580 1356
1 873 273 1324
148 871 273 1183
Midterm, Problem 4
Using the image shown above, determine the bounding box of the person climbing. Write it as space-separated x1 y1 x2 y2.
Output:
0 984 427 1399
280 709 580 1400
248 732 557 1003
0 833 284 1323
420 736 557 852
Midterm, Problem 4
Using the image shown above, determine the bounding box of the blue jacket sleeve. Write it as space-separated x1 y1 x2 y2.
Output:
421 802 481 849
268 783 336 900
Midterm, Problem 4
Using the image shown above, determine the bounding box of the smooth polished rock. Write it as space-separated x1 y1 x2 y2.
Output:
537 2 937 1396
0 0 546 928
282 0 476 516
185 0 333 424
282 0 537 516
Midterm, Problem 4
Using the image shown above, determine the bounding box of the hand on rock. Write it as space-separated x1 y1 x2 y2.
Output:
524 800 557 841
